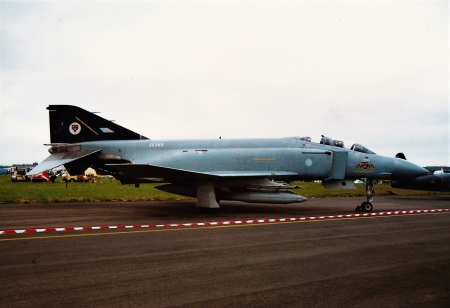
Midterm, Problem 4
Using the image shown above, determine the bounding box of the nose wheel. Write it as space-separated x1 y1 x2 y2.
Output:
356 201 373 212
355 179 375 212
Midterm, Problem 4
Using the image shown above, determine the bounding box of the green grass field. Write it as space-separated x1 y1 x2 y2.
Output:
0 175 448 204
0 176 189 203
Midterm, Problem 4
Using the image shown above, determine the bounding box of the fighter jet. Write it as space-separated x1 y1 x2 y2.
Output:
28 105 428 212
391 168 450 192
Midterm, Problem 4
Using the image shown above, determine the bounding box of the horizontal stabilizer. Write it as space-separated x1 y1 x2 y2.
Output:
27 149 101 175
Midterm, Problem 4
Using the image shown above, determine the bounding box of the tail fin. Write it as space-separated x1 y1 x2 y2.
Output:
47 105 148 143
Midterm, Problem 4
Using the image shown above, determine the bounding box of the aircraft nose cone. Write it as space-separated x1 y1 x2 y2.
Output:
393 159 429 180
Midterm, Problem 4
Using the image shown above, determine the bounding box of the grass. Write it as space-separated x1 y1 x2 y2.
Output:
0 176 189 203
0 175 448 204
291 181 450 198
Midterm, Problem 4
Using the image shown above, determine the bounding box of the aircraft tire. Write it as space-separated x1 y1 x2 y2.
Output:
361 202 373 212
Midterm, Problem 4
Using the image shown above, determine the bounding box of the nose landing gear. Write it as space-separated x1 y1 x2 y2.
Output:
355 179 375 212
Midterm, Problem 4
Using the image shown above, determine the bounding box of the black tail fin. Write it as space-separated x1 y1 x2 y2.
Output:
47 105 149 143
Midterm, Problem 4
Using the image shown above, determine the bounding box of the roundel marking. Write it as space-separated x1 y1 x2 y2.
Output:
69 122 81 135
305 159 313 167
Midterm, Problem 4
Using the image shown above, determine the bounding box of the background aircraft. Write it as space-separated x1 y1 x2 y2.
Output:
391 167 450 192
28 105 428 212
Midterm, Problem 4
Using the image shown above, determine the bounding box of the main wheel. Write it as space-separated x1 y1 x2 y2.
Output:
361 201 373 212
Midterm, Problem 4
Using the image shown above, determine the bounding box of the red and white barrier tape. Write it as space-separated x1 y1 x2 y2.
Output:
1 208 448 235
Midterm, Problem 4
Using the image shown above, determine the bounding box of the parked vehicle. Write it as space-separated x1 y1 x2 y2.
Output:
62 172 79 182
62 168 98 182
29 171 50 182
11 169 28 181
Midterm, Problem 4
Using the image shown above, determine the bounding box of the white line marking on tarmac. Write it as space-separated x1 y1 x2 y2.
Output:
1 209 448 236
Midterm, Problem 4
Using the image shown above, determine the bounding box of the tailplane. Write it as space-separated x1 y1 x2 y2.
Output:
47 105 148 143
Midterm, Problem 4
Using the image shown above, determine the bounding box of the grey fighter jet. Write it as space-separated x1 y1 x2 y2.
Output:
28 105 428 212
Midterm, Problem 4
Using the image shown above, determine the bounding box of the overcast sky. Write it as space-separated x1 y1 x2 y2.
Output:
1 1 449 168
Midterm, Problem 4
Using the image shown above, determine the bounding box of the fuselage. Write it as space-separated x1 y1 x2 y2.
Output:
32 105 431 211
80 137 427 182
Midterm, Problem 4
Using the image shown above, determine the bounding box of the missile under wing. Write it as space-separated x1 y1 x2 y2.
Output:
28 105 428 212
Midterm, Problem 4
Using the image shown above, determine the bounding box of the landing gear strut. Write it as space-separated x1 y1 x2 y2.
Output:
196 182 220 214
355 179 375 212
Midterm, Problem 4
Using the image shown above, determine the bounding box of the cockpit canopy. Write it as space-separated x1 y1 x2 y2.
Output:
350 143 375 154
319 135 344 148
315 135 375 154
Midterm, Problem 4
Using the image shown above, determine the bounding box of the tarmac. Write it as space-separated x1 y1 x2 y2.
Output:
1 196 449 307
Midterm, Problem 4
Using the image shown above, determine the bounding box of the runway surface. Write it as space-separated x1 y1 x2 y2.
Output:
1 196 449 307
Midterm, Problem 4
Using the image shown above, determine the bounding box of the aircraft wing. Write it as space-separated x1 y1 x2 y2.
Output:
107 163 298 181
207 171 299 177
27 150 101 176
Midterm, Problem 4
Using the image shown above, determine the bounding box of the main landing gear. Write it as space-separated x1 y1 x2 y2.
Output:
355 179 375 212
196 182 220 214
